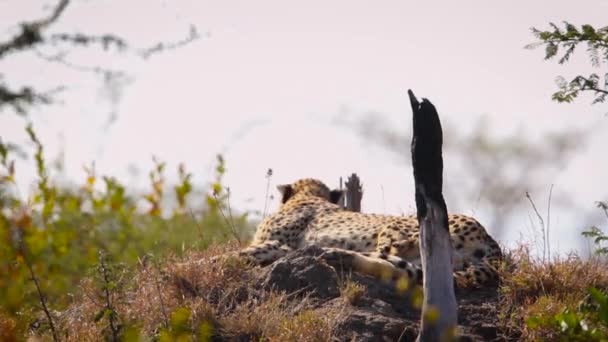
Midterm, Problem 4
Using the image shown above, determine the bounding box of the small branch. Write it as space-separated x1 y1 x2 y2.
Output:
542 37 608 50
20 240 60 342
213 190 242 245
34 49 126 76
49 33 128 51
1 1 198 113
140 256 169 328
262 168 273 218
98 251 119 342
546 185 554 261
578 76 608 95
152 263 169 328
34 0 70 29
139 25 200 59
188 209 205 243
0 0 70 58
0 83 64 114
0 85 35 104
525 191 547 263
596 201 608 222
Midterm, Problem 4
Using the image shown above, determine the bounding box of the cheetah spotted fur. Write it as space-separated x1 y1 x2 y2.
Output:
238 178 502 288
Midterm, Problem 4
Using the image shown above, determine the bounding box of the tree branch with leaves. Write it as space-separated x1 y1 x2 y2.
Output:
527 22 608 105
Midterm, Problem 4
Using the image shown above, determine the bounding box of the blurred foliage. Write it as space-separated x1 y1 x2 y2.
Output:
339 113 582 239
525 221 608 340
527 288 608 341
527 22 608 105
582 201 608 256
0 124 253 338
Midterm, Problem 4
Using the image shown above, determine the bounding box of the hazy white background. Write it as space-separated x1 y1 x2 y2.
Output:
1 0 607 254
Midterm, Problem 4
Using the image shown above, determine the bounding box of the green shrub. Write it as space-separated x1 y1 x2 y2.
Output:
0 124 254 338
527 288 608 341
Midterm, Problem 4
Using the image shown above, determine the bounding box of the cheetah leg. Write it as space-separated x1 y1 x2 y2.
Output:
375 223 421 262
453 260 499 288
237 240 293 266
375 227 395 254
389 236 421 260
320 247 421 286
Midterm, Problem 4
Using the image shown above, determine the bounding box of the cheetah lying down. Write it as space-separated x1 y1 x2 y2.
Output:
237 178 502 288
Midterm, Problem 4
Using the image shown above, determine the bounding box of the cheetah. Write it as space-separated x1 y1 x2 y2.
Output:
238 178 502 288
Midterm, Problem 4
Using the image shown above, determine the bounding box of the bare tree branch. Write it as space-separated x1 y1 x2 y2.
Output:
34 49 126 76
0 1 199 114
139 25 200 59
17 227 60 342
0 0 70 58
0 84 63 114
49 33 128 51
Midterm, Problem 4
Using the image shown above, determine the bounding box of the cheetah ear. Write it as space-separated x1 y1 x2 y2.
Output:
277 184 294 204
329 189 345 204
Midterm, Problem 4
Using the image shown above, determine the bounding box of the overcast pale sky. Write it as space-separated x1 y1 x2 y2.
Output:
1 0 608 254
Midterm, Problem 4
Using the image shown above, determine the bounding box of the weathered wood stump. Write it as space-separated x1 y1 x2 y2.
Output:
343 173 363 212
409 89 458 342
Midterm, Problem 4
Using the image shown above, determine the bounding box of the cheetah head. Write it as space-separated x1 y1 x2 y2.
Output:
277 178 344 204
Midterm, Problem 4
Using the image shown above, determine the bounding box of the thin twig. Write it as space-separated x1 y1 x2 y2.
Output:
214 190 242 245
188 209 205 244
262 168 273 218
546 185 554 261
98 251 119 342
139 25 200 59
0 0 70 58
225 188 238 233
380 185 386 215
525 191 546 263
597 201 608 222
22 250 60 342
34 49 126 76
35 0 70 29
147 256 169 328
577 76 608 95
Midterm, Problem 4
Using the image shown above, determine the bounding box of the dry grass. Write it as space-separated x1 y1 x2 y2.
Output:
339 278 367 306
17 240 608 341
219 294 337 341
0 311 18 342
35 241 340 341
497 245 608 340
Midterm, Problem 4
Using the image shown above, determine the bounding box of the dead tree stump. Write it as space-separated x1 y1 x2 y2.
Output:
409 89 458 342
344 173 362 212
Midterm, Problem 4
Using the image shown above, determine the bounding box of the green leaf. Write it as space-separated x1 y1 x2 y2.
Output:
199 320 214 341
159 330 173 342
94 309 105 322
526 316 544 328
121 326 142 342
212 182 222 195
545 43 558 59
539 31 552 40
0 140 7 165
170 307 191 331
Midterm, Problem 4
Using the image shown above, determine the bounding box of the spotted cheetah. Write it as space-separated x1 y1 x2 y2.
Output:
238 178 502 288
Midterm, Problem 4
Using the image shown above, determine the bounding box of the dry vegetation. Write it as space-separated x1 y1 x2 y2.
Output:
2 126 608 341
498 246 608 341
2 240 605 341
26 242 341 341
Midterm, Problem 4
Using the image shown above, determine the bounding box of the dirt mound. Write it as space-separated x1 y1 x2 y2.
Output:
44 244 520 341
241 246 512 341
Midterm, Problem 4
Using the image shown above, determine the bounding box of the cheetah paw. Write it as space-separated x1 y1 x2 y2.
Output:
319 248 356 269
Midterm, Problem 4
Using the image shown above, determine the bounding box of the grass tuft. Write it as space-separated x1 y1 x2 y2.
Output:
498 245 608 340
340 279 367 305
